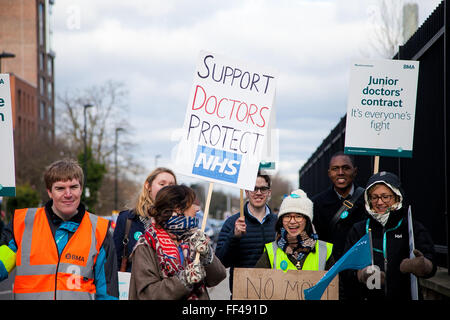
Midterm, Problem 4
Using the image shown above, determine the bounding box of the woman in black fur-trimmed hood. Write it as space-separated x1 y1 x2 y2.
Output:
342 171 436 300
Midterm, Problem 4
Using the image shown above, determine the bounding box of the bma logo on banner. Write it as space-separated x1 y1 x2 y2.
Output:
192 145 242 183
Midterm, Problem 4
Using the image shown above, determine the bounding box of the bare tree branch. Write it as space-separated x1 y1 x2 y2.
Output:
363 0 405 59
55 80 144 214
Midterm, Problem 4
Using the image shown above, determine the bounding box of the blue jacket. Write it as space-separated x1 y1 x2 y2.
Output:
215 202 277 294
112 209 146 272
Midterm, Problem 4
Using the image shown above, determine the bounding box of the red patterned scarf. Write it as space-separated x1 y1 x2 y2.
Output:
143 221 206 299
144 222 183 276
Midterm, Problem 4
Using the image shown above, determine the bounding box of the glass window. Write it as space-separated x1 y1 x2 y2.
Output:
47 1 55 53
47 56 52 76
40 101 46 120
47 82 52 99
48 105 53 123
39 53 44 71
17 89 21 111
40 77 45 96
39 3 44 46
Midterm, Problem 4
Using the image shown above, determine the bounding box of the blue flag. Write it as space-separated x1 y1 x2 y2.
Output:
304 232 372 300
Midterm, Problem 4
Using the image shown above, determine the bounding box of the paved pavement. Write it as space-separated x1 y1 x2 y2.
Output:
0 269 14 300
208 268 231 300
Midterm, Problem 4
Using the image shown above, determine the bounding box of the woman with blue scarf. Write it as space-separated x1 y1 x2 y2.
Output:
128 185 226 300
255 189 335 271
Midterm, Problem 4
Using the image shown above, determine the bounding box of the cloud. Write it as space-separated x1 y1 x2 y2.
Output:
53 0 443 194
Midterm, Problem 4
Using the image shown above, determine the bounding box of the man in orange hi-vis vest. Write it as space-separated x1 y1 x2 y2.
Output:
0 159 119 300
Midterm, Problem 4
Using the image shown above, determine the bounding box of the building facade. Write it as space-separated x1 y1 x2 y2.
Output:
0 0 55 144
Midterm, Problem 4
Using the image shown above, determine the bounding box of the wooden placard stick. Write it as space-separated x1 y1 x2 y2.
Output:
373 156 380 174
240 189 244 218
194 182 214 263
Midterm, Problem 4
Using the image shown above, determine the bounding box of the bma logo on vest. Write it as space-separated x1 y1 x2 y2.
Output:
192 145 242 183
65 253 85 262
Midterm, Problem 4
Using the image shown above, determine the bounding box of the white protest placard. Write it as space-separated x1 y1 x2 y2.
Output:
344 59 419 158
232 268 338 300
173 51 277 190
0 74 16 197
259 99 279 174
118 271 131 300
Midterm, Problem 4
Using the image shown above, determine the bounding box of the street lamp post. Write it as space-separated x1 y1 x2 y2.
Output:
83 104 94 198
0 51 16 73
114 127 124 211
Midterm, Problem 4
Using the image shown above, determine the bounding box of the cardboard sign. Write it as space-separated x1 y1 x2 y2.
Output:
344 59 419 158
232 268 338 300
174 51 277 190
0 74 16 196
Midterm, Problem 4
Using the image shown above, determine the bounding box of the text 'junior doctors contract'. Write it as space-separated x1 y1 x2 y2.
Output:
344 59 419 158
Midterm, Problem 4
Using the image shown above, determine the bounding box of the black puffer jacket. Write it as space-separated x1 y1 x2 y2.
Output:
215 202 277 294
342 172 437 300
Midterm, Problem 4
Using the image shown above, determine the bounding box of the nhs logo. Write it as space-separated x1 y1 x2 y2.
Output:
192 145 242 183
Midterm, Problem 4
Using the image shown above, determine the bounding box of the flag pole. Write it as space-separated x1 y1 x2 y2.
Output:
368 228 374 267
408 205 419 300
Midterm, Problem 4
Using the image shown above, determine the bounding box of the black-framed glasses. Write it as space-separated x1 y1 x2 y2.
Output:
251 186 270 194
282 214 305 223
369 194 394 203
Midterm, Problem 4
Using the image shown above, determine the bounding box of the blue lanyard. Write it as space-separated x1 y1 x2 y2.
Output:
55 221 79 255
365 218 403 260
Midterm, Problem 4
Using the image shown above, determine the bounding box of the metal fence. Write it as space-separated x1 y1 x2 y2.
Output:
299 1 449 268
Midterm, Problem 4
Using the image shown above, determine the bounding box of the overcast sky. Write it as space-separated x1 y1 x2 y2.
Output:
52 0 442 196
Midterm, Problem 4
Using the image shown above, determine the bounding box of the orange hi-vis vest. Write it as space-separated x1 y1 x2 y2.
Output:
13 207 109 300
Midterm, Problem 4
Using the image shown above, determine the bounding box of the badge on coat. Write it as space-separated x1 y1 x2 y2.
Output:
340 210 349 219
